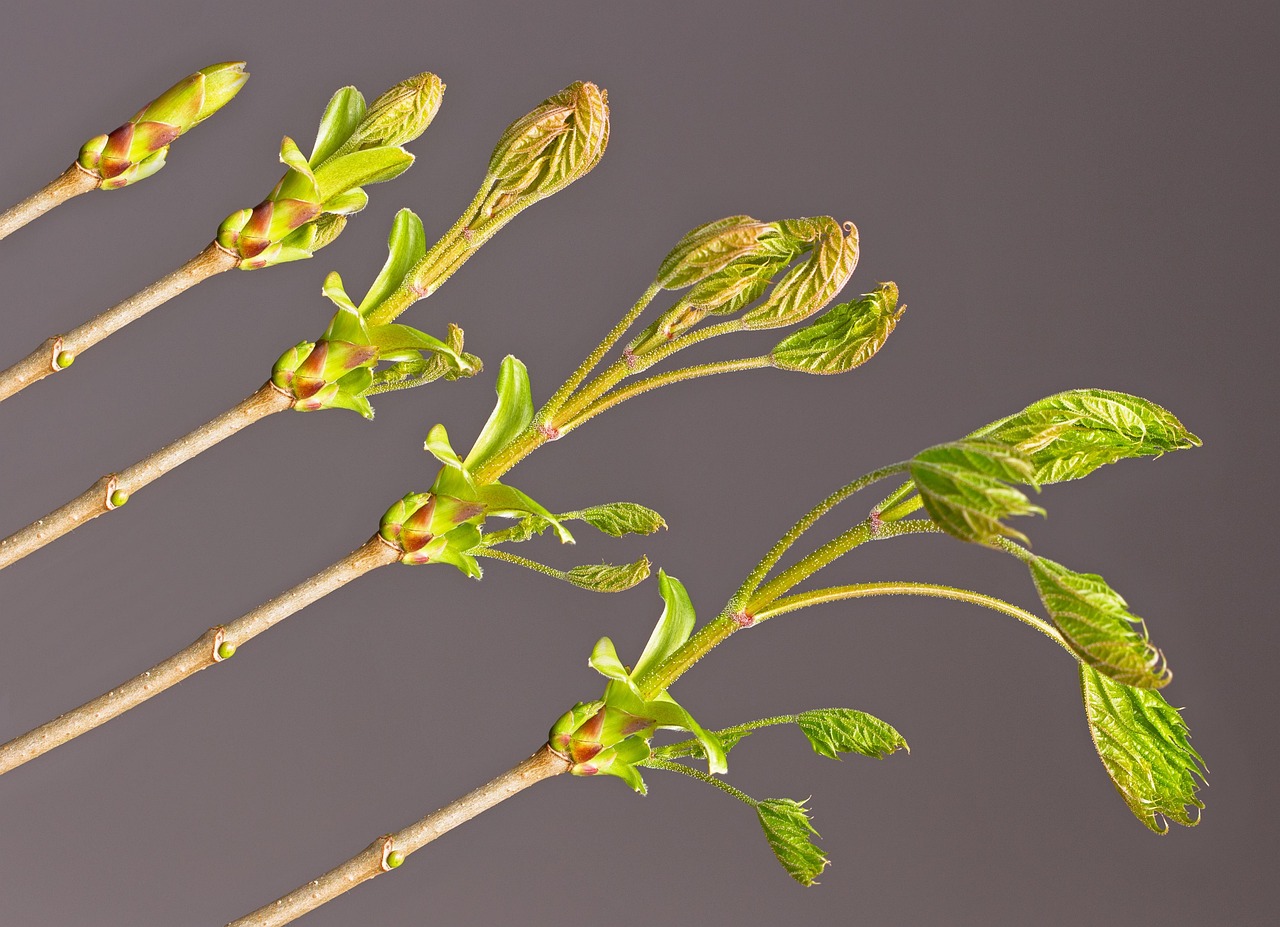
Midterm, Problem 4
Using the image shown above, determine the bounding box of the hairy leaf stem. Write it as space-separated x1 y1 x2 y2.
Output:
753 581 1072 652
0 242 236 402
0 381 292 571
729 463 909 612
0 164 99 241
641 756 757 804
559 356 773 433
225 745 567 927
0 534 397 775
539 282 663 419
635 520 940 698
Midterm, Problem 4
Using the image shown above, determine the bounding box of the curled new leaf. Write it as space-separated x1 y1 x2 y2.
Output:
572 502 667 538
563 559 652 593
796 708 909 760
465 356 533 472
1030 557 1171 688
771 282 903 375
631 571 696 681
756 798 829 886
1080 665 1205 833
483 81 609 219
969 389 1201 484
739 218 859 330
655 215 775 288
909 440 1045 544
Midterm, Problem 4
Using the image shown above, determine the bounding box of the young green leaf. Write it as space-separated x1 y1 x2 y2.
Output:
424 423 470 481
632 570 696 681
796 708 909 760
465 356 534 472
756 798 829 886
310 86 367 166
562 558 652 593
909 440 1045 544
969 389 1201 484
655 215 773 288
476 482 573 544
1030 557 1171 688
770 282 903 375
312 147 414 202
588 637 639 692
739 218 859 330
571 502 667 537
1079 665 1205 833
358 208 428 315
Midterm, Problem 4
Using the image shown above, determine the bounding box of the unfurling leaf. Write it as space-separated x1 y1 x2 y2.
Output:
483 81 609 217
909 440 1045 544
756 798 829 886
572 502 667 537
632 570 696 681
797 708 909 760
655 215 774 289
771 282 903 374
358 208 428 314
310 86 367 167
968 389 1201 484
1030 557 1170 688
465 356 533 472
1080 665 1205 833
739 218 859 330
563 558 652 593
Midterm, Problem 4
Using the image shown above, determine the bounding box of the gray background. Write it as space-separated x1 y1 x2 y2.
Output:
0 1 1274 924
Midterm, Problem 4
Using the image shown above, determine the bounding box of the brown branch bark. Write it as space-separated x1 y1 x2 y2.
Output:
226 745 569 927
0 240 236 402
0 163 98 241
0 381 292 571
0 534 400 775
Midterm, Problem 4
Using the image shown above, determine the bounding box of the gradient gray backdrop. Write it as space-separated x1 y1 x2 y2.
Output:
1 2 1274 924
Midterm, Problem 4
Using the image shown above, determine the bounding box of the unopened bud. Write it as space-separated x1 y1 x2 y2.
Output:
77 62 248 189
482 81 609 218
342 72 444 153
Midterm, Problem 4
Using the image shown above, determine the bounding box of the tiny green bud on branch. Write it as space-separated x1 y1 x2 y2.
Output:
0 534 396 775
0 382 291 572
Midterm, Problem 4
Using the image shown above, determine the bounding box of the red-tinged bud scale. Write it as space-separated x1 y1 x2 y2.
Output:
77 62 248 190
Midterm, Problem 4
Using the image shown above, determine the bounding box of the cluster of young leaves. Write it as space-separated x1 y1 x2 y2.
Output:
546 387 1203 888
76 62 249 190
375 356 665 592
527 213 904 449
267 82 615 420
215 73 442 269
886 392 1204 829
270 209 481 418
548 572 910 885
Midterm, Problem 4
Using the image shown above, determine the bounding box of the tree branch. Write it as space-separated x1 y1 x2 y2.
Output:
0 240 237 402
0 534 399 775
225 745 568 927
0 381 292 571
0 163 98 241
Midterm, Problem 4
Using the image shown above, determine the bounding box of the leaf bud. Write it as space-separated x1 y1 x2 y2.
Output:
482 81 609 219
77 62 248 189
341 73 444 153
